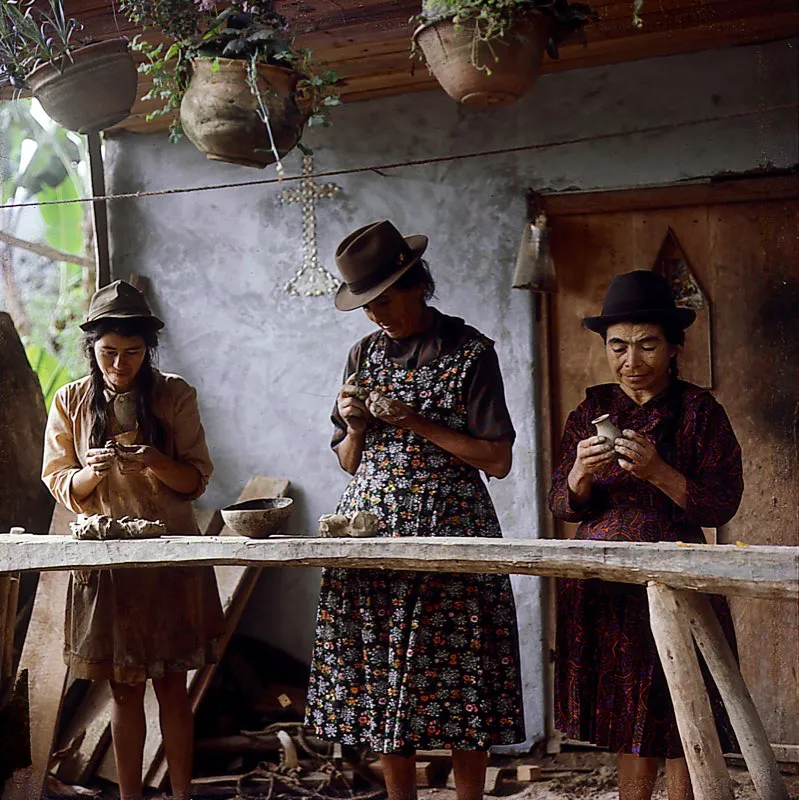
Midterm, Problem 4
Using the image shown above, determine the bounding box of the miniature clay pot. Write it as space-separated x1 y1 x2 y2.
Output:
180 58 309 169
26 39 137 133
413 11 553 109
221 497 294 538
591 414 621 443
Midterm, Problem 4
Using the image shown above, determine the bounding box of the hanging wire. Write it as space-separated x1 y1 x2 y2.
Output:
0 103 795 211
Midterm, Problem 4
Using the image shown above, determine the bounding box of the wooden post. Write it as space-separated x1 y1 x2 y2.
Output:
681 591 789 800
647 582 733 800
87 132 110 290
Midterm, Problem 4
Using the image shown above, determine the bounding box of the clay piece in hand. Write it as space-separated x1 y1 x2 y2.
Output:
369 391 404 423
340 384 369 402
318 511 380 538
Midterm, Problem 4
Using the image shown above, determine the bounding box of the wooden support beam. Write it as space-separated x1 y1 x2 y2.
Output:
681 591 790 800
647 582 733 800
86 132 110 290
0 536 796 600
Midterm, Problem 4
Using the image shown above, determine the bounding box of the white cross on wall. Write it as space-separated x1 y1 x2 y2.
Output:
280 154 342 297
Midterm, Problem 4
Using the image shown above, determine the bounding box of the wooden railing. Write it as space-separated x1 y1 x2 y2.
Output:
1 534 797 800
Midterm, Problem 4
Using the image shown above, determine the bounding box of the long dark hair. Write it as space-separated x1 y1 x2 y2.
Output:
82 317 167 450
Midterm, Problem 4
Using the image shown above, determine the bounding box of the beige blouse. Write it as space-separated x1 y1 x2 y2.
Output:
43 370 213 532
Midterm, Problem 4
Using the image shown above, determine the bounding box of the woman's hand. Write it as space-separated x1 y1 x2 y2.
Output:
115 443 160 474
85 445 116 478
614 430 664 480
572 436 616 478
366 391 418 429
567 436 615 504
337 374 371 437
615 429 689 508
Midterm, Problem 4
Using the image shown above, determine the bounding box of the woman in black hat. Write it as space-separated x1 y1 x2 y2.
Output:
549 271 742 799
306 221 526 800
42 281 224 800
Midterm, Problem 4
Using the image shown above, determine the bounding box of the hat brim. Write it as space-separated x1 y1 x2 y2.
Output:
80 311 165 331
334 235 429 312
583 307 696 333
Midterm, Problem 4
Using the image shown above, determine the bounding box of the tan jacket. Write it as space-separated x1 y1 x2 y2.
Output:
43 371 213 532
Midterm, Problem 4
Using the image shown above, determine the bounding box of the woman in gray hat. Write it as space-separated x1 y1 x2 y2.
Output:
42 281 224 800
306 221 526 800
549 271 742 800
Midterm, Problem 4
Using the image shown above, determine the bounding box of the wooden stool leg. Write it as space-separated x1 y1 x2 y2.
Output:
647 582 733 800
681 590 789 800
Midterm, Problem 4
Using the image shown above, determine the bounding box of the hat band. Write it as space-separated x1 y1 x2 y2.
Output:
601 300 677 316
346 250 413 295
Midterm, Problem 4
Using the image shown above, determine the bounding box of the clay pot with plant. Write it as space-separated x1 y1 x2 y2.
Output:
0 0 137 133
121 0 340 169
412 0 596 108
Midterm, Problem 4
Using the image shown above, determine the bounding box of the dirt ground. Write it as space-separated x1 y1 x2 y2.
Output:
55 749 799 800
414 750 799 800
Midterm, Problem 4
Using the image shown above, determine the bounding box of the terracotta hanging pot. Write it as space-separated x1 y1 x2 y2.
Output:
180 58 310 169
413 10 553 109
25 38 137 133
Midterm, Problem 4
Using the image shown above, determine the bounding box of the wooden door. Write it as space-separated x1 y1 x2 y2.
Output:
544 176 799 747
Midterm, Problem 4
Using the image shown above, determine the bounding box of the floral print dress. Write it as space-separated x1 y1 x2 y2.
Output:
306 325 526 754
549 381 742 758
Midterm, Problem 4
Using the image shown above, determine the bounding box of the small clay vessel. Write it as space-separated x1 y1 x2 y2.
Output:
591 414 621 444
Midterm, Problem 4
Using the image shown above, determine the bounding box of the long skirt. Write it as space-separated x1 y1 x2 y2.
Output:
555 578 738 758
306 566 526 753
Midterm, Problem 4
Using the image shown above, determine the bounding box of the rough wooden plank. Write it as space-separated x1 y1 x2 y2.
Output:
647 582 733 800
545 176 799 217
94 477 290 789
1 537 796 601
682 590 790 800
5 504 74 800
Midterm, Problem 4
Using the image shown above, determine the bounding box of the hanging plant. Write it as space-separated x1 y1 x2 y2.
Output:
121 0 340 169
411 0 596 108
0 0 137 133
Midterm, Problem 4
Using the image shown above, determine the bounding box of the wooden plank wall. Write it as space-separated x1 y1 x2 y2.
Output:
545 177 799 745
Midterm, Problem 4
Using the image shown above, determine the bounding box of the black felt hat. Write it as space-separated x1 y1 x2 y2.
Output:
583 270 696 333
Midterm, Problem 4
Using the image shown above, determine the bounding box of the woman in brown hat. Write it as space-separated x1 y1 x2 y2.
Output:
306 221 526 800
549 271 742 800
42 280 224 800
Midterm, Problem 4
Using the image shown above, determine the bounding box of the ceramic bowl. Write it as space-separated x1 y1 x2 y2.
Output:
221 497 293 538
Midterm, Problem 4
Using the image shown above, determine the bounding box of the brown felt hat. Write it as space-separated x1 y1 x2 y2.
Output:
80 280 164 331
334 220 428 311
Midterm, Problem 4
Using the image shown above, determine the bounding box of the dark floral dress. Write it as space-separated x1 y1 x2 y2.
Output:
549 381 743 758
306 317 526 754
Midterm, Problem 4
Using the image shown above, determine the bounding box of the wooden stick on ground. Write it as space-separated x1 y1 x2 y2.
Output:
681 590 790 800
5 504 75 800
647 582 733 800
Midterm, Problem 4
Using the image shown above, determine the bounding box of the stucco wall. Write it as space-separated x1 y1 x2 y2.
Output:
104 38 798 747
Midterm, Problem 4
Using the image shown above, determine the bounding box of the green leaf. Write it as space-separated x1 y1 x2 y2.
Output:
37 175 84 256
25 344 71 410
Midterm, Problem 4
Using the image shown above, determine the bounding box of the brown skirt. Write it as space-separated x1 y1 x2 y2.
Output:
64 565 225 683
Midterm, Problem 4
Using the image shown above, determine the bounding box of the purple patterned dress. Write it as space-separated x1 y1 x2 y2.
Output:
549 381 742 758
306 321 526 754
